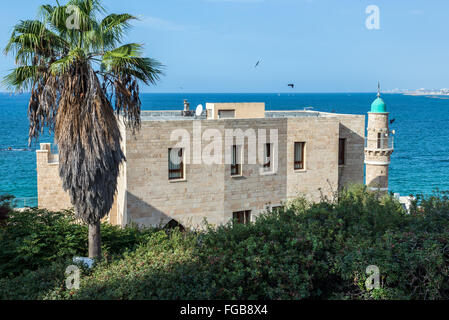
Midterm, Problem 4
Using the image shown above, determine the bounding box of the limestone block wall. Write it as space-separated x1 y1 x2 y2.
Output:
286 118 340 201
223 118 288 222
112 118 128 227
365 165 389 189
335 114 366 188
124 120 226 228
367 112 389 133
123 115 366 228
36 143 72 211
206 103 266 120
36 112 366 229
124 118 288 227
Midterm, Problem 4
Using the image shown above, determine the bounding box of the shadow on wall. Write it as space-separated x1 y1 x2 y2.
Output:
367 176 387 189
126 192 185 230
338 123 365 189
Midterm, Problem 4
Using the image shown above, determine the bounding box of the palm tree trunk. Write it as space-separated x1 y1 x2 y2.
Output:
88 221 101 258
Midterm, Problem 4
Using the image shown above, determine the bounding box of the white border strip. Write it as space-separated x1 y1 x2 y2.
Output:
364 160 391 165
368 187 389 192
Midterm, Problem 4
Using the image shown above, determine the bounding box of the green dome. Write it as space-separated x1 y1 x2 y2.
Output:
371 97 387 113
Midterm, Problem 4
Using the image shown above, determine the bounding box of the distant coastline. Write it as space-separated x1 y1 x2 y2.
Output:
403 93 449 96
402 93 449 100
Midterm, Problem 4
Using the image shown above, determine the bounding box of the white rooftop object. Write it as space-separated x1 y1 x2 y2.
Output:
394 193 414 214
73 257 94 269
195 104 204 117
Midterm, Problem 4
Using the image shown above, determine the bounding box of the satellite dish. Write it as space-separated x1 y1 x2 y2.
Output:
195 104 204 117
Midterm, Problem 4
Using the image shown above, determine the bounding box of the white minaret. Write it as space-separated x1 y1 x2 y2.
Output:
364 83 394 192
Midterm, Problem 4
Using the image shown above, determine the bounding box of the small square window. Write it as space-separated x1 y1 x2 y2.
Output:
233 210 251 225
218 110 235 119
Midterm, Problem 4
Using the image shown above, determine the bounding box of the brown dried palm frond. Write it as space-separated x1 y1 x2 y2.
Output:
55 62 124 224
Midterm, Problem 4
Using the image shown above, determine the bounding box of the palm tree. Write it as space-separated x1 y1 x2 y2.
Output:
3 0 163 258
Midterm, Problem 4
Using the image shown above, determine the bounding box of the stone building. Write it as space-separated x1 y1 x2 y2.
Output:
37 101 373 229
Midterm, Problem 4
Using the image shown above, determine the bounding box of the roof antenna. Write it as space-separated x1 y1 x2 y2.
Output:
377 82 381 98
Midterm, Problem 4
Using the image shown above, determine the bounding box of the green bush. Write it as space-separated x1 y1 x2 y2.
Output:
1 185 449 300
0 260 69 300
0 208 156 278
0 194 14 226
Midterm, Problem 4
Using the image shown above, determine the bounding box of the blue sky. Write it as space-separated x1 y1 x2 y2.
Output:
0 0 448 92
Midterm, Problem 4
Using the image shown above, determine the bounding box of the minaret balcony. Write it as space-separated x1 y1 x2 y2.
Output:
364 136 394 152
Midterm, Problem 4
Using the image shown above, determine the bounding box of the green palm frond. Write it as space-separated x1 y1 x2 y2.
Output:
102 43 164 85
5 33 41 56
50 48 85 75
103 43 143 59
10 20 46 37
5 20 47 54
2 66 40 92
38 4 56 22
4 19 68 62
101 14 136 33
68 0 105 17
99 14 137 48
49 2 97 40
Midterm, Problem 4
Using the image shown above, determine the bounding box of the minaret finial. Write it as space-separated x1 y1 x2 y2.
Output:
377 82 381 98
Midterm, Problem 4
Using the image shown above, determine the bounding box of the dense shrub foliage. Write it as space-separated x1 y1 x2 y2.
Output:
0 194 13 226
0 209 155 278
1 185 448 300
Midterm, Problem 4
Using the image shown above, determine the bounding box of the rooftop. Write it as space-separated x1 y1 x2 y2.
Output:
139 102 348 122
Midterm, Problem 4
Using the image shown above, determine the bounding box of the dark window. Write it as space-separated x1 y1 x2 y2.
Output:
231 145 241 176
294 142 305 170
168 148 184 180
218 110 235 119
233 210 251 225
339 138 346 165
377 132 388 149
263 143 271 170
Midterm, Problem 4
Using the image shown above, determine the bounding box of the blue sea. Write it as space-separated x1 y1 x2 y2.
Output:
1 92 449 206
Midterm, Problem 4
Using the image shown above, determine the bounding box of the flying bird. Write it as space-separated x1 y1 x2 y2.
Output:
390 119 396 124
288 84 294 89
254 60 261 68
